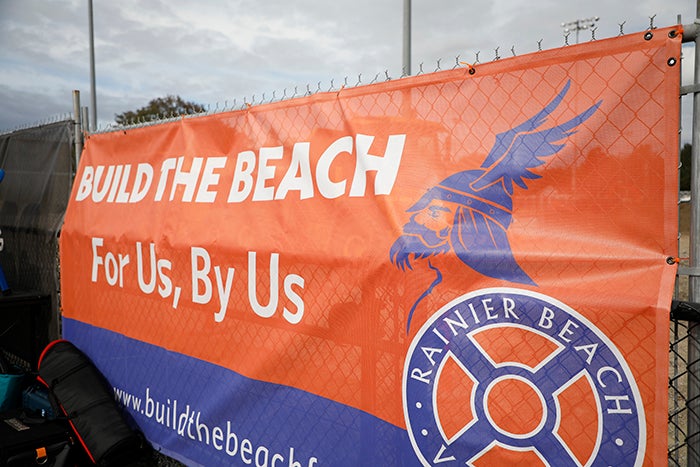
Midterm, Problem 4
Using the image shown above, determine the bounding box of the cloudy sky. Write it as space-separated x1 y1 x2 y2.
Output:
0 0 695 133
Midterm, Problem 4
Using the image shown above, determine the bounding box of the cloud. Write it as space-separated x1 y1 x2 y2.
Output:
0 0 695 132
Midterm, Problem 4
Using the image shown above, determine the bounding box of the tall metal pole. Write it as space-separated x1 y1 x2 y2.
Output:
403 0 411 76
88 0 97 131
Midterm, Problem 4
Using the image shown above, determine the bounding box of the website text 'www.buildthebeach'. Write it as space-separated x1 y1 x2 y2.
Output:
114 386 320 466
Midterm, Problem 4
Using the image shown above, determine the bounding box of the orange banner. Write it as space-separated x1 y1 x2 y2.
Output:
61 27 681 466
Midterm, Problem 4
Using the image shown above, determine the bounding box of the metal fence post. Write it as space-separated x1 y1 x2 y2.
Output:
72 90 82 172
688 2 700 464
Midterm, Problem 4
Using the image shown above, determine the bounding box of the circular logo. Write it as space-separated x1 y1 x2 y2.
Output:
403 288 645 466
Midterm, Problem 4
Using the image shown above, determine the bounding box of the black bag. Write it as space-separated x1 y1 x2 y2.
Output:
37 340 149 466
0 413 73 467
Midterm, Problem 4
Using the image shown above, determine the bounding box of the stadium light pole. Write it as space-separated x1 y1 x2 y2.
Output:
403 0 411 76
561 16 599 44
88 0 97 131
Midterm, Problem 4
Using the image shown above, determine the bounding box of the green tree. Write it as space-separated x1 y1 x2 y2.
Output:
681 143 692 191
115 95 205 125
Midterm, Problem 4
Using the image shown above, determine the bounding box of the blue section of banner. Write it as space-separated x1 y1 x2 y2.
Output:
63 318 418 466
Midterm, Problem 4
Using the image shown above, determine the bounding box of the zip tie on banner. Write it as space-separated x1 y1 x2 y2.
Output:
459 61 477 75
668 256 690 265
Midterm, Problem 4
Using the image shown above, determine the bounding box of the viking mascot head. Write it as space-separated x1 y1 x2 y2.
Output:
390 81 601 330
390 167 535 285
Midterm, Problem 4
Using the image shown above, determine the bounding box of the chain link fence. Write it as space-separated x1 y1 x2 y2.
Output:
670 201 698 466
0 120 75 350
0 16 698 466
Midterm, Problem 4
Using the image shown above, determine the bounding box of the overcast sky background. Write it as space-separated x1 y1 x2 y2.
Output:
0 0 696 134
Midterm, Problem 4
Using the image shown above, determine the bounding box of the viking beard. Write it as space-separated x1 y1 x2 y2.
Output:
390 231 451 271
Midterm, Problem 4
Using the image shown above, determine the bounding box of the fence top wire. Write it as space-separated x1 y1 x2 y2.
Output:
24 14 687 136
0 114 73 138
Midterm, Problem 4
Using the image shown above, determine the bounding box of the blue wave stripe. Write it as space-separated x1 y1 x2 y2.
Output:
63 318 419 466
